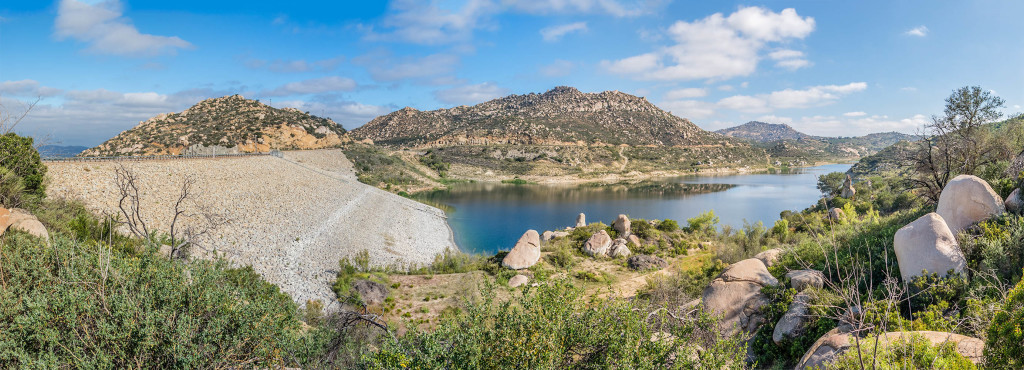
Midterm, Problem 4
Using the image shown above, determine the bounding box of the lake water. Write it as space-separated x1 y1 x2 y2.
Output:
418 163 853 255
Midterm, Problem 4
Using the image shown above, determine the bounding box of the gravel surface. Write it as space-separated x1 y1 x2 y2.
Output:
46 149 456 307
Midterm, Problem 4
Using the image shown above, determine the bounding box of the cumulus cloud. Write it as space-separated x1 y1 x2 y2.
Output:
434 82 509 105
905 26 928 37
260 76 358 97
54 0 192 56
663 88 707 100
660 82 867 120
0 80 63 97
768 49 811 70
658 99 716 120
601 6 814 81
353 52 460 84
271 95 395 129
539 59 576 77
540 22 588 41
504 0 652 17
843 111 867 117
777 113 928 136
245 56 345 73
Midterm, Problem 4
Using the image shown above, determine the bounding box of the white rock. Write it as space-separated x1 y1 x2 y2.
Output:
893 213 966 280
936 174 1004 234
1005 188 1021 213
575 213 586 227
583 230 613 257
508 274 529 288
501 230 542 270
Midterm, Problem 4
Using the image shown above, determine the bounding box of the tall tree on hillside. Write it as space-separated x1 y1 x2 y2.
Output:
908 86 1006 202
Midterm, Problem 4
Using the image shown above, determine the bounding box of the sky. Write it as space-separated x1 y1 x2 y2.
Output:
1 0 1022 147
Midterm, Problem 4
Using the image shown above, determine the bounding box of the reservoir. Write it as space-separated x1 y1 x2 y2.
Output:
418 163 853 255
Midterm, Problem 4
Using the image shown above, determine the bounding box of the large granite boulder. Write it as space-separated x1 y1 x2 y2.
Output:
936 175 1004 234
701 258 779 335
1005 188 1022 213
2 208 49 240
754 248 783 267
893 213 966 280
0 208 10 237
840 175 856 198
576 213 586 227
502 230 542 269
787 270 825 292
627 234 642 247
541 231 556 241
627 255 668 271
609 239 631 258
828 208 844 222
796 330 985 369
583 230 613 257
612 214 631 236
773 292 812 345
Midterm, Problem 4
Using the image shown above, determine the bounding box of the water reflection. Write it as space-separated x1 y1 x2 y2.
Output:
421 163 853 255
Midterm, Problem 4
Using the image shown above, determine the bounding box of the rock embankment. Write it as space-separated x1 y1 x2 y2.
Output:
45 149 455 308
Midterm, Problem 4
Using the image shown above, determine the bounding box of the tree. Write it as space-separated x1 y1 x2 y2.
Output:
0 133 47 198
908 86 1006 202
817 171 847 197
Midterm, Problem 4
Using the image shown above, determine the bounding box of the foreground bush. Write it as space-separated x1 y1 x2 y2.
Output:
0 231 308 367
830 333 976 370
363 280 745 369
984 268 1024 368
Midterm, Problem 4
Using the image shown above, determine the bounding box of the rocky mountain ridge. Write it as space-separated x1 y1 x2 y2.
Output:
716 121 811 142
352 86 725 148
82 95 348 156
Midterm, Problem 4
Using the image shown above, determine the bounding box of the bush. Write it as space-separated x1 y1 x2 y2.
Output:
362 280 745 369
685 210 719 235
831 333 976 370
0 133 46 201
656 219 679 232
985 268 1024 368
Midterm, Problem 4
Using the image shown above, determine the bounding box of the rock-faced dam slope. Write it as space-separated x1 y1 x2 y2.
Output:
45 149 455 307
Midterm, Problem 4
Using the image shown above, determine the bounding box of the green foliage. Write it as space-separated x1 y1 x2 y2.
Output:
0 167 28 208
748 287 837 368
985 268 1024 368
631 218 656 239
817 171 847 197
545 244 578 269
419 150 451 177
0 133 46 202
830 333 976 370
333 250 390 305
964 215 1024 286
342 144 422 188
409 247 489 275
500 177 532 185
657 219 680 232
685 210 719 234
0 232 307 367
771 218 790 240
362 280 745 369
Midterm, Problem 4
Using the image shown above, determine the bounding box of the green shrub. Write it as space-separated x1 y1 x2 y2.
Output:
985 268 1024 368
685 210 719 234
831 333 976 370
0 133 46 199
362 280 745 369
656 219 679 232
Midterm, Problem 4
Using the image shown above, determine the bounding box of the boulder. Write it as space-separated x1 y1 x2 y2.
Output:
351 280 388 306
1006 188 1022 213
795 330 985 369
627 255 668 271
502 230 542 269
609 239 631 258
4 208 48 240
754 248 783 267
541 231 555 241
787 270 825 291
583 230 613 257
936 174 1005 234
840 175 856 198
612 214 631 236
773 292 812 345
627 234 642 247
552 231 569 239
701 258 779 335
828 208 844 221
508 274 529 288
893 213 966 280
0 208 10 236
576 213 586 227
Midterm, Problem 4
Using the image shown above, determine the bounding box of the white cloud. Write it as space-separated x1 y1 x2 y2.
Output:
790 113 927 136
540 22 587 42
718 85 734 91
271 96 394 129
365 0 652 45
434 82 510 105
539 60 576 77
0 80 63 97
764 82 867 109
769 49 811 70
718 95 769 113
353 52 460 83
901 87 917 92
261 76 358 96
245 56 345 73
905 26 928 37
54 0 192 56
601 6 814 81
843 111 867 117
663 88 707 100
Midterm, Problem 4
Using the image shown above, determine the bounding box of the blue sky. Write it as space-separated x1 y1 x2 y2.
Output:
1 0 1022 146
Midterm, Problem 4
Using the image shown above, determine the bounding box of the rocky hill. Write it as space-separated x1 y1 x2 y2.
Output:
715 121 810 142
82 95 348 156
352 86 723 147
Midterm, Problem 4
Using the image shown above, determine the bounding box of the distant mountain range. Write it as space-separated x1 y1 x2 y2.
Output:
716 121 915 158
82 95 348 156
352 86 723 147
